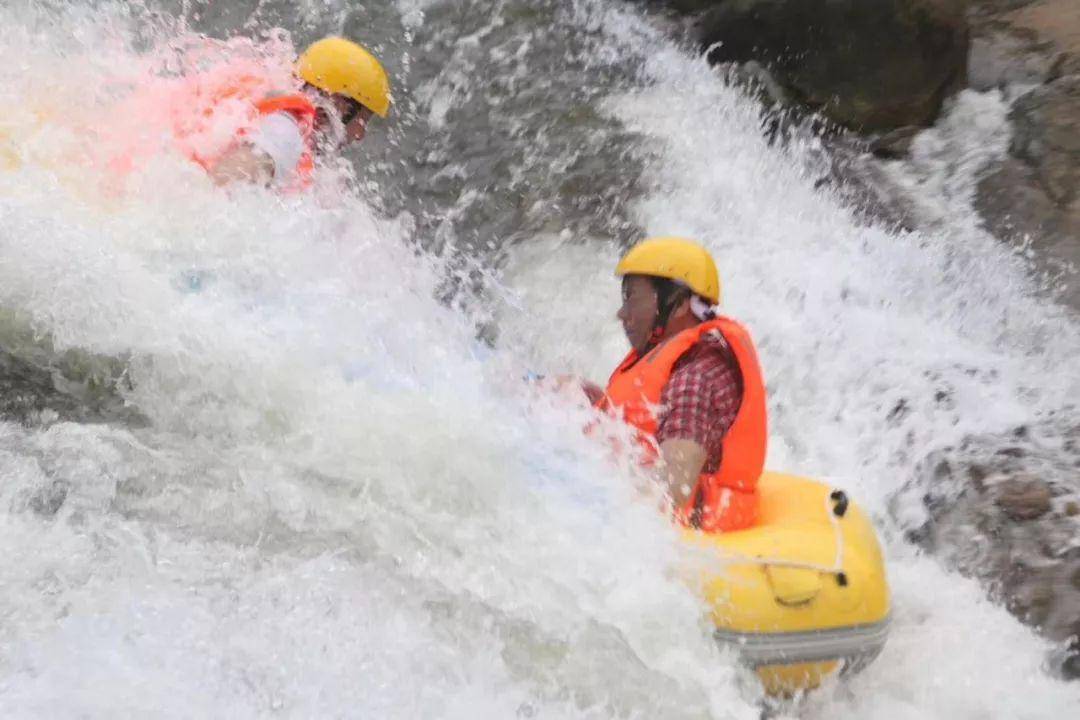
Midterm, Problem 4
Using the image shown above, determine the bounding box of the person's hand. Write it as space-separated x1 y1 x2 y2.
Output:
550 375 605 406
579 380 606 407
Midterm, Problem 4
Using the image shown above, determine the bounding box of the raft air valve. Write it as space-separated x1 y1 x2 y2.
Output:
830 489 849 517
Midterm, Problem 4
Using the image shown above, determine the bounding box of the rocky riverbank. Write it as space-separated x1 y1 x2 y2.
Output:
649 0 970 132
895 420 1080 678
639 0 1080 306
972 0 1080 304
636 0 1080 677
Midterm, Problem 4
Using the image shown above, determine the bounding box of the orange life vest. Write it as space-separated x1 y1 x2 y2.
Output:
251 94 316 190
187 92 316 190
604 317 768 532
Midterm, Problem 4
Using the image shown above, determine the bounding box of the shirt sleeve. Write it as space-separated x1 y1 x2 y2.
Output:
656 334 743 472
248 111 305 184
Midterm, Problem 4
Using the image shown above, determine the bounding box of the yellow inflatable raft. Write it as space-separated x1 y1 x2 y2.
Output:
684 472 890 695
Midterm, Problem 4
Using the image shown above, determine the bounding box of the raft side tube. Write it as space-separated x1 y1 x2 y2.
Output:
713 615 891 667
685 472 892 694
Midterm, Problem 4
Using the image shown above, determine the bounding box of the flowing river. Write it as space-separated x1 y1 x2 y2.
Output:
1 1 1078 717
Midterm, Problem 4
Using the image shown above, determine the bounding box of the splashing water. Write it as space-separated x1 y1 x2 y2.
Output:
1 1 1078 718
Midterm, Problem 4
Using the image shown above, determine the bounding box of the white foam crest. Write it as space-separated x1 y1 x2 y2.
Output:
800 549 1079 718
5 1 1079 716
501 2 1080 714
1 3 762 717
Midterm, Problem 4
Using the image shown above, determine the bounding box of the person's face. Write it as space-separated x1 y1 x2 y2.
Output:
330 95 374 144
617 275 658 354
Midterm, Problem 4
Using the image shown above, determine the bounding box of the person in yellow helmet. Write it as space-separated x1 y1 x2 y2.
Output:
579 237 769 531
206 36 391 189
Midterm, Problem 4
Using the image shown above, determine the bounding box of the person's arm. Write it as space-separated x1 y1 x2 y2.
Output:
579 380 606 406
654 338 741 508
208 111 305 187
659 437 707 505
208 143 275 186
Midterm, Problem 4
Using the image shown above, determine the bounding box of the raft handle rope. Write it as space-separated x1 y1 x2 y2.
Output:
649 278 691 340
825 485 846 584
717 486 848 584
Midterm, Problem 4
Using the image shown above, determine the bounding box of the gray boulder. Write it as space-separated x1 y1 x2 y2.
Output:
968 0 1080 89
0 314 144 426
651 0 970 131
1010 75 1080 207
896 422 1080 678
976 75 1080 308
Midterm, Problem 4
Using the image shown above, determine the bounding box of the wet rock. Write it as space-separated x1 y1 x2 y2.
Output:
977 156 1080 239
647 0 970 131
995 476 1052 520
1052 53 1080 81
0 328 146 427
780 127 923 232
648 0 719 11
975 75 1080 307
894 420 1080 678
1010 76 1080 206
1002 0 1080 75
967 2 1080 298
967 30 1059 90
0 348 85 424
969 0 1080 60
28 480 70 518
871 126 923 159
967 0 1064 89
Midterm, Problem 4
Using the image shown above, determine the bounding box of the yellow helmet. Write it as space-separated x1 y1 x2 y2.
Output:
615 236 721 304
298 37 391 118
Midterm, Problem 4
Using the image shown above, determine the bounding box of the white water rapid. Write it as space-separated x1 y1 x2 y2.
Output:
1 1 1078 718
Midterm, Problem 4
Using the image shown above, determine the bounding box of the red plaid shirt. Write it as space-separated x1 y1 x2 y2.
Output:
655 329 743 473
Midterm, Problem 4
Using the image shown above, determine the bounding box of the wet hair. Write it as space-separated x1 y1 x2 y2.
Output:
650 277 690 330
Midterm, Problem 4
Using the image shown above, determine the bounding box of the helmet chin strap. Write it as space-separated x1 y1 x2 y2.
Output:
646 325 665 346
648 279 690 345
690 294 719 321
310 91 347 149
645 282 717 351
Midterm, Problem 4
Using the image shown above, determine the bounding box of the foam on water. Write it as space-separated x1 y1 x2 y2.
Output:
501 1 1080 715
1 3 752 717
1 0 1078 717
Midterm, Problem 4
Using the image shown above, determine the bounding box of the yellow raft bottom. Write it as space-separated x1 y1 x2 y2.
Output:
757 661 840 696
683 472 891 696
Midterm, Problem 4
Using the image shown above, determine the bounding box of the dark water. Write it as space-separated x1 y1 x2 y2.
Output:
161 0 650 261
